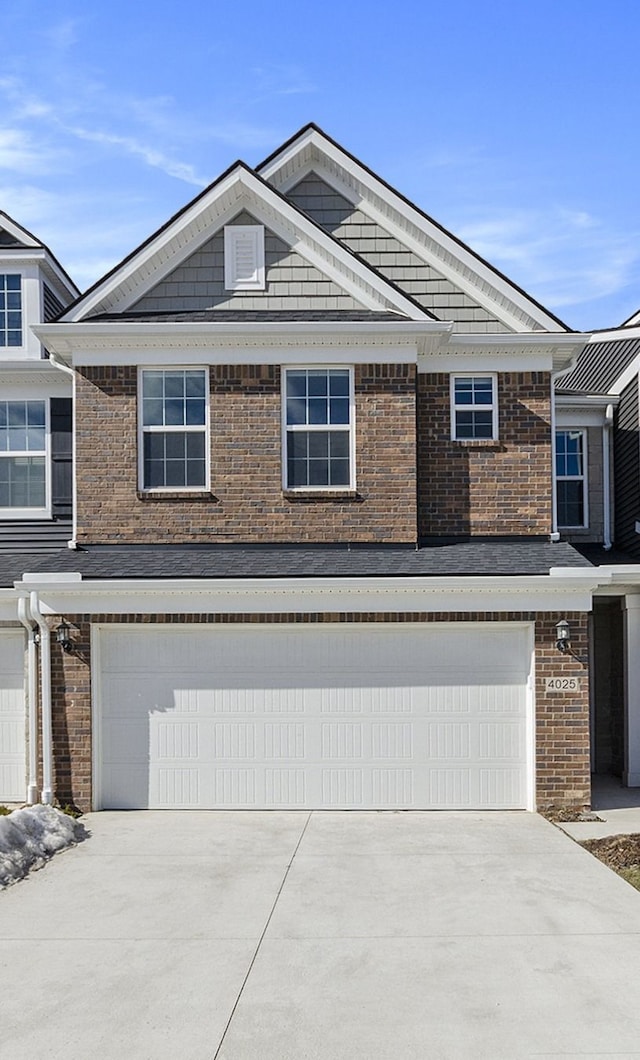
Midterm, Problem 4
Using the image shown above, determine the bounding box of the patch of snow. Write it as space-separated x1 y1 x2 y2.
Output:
0 805 83 889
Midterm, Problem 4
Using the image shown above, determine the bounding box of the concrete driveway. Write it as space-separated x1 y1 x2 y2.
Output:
3 811 640 1059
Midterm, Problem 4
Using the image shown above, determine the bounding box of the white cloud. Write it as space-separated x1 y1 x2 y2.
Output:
0 128 60 174
456 207 640 311
63 125 209 186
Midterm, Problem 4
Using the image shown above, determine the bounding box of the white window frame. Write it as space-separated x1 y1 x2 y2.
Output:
281 365 356 492
0 393 51 518
224 225 265 291
137 367 210 493
450 373 498 441
0 273 23 349
555 427 588 529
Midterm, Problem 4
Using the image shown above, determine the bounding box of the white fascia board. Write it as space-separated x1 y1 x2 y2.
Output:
261 132 567 334
17 572 604 617
32 320 450 366
61 168 431 324
608 353 640 397
0 215 41 247
419 332 590 374
589 325 640 343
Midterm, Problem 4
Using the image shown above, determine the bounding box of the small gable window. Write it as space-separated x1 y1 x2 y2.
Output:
0 274 22 347
139 369 208 491
451 374 498 441
224 225 265 291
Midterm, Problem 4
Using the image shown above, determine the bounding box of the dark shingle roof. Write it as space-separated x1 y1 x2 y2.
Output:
560 336 640 394
86 309 410 323
2 540 593 586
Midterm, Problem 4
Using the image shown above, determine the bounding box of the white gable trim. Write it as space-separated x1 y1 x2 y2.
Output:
61 168 432 324
0 213 41 248
259 129 568 335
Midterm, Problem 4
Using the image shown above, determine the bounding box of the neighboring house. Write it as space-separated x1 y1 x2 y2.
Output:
0 213 79 803
556 318 640 789
3 125 635 814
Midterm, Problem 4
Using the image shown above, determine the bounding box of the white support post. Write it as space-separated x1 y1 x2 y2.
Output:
624 596 640 787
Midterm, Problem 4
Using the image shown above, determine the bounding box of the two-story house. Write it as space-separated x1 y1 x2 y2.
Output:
5 126 615 814
0 213 78 804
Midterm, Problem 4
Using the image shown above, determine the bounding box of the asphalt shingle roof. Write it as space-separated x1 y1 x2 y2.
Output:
86 309 410 323
0 540 593 587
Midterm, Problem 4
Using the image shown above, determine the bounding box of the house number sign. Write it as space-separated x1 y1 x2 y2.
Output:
545 676 581 692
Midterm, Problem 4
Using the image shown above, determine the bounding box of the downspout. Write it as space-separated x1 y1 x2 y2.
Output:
29 591 53 805
603 404 614 550
17 597 39 804
47 351 78 550
550 372 560 541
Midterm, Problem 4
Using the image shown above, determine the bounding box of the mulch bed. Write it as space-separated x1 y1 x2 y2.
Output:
582 833 640 871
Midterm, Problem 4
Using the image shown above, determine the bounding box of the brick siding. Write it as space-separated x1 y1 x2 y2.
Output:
48 611 589 813
74 363 417 545
417 372 553 537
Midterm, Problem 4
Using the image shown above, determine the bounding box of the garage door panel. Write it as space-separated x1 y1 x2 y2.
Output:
97 624 531 810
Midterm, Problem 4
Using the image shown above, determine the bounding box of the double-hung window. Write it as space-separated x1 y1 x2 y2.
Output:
0 400 47 512
556 429 587 527
0 275 22 347
284 367 354 489
140 369 208 490
451 374 498 440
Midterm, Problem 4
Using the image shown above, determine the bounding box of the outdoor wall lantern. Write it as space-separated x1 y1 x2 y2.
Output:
56 619 74 654
555 618 571 654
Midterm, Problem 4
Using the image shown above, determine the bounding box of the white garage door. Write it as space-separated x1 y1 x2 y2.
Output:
0 629 25 802
95 623 532 811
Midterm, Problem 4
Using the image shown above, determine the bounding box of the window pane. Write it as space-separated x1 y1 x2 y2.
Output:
308 459 329 486
8 428 27 451
308 432 329 459
329 459 350 486
164 372 185 398
146 433 165 459
186 433 205 459
557 480 584 527
330 432 350 458
26 401 46 426
143 371 164 398
329 397 349 424
288 432 307 459
185 372 205 398
286 398 306 425
186 460 205 486
165 433 186 460
8 403 26 426
456 410 493 439
26 427 46 451
165 399 184 426
286 372 307 398
454 379 473 403
6 275 21 291
329 371 350 396
308 371 328 397
287 457 307 488
185 399 205 425
165 461 186 487
143 399 164 426
308 398 328 424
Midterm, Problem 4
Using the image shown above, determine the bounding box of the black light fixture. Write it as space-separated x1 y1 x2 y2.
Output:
555 618 571 654
56 619 74 653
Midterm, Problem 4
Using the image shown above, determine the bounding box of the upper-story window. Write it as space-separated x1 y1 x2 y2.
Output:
0 275 22 347
283 367 354 490
556 429 587 527
0 400 46 511
451 374 498 440
139 369 208 490
224 225 265 291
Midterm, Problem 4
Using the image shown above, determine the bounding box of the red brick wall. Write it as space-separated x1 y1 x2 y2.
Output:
417 372 553 537
48 611 590 813
74 363 417 545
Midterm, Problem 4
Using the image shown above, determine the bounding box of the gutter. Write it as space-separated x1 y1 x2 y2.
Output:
17 597 39 804
47 351 78 550
28 591 53 805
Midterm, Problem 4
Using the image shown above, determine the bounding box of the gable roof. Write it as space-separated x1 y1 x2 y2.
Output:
59 162 435 324
0 210 79 300
258 124 571 335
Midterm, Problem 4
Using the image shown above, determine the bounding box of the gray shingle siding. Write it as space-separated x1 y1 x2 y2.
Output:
130 209 367 314
286 173 510 332
614 377 640 556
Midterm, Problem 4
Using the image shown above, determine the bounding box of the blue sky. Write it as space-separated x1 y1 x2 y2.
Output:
2 0 639 330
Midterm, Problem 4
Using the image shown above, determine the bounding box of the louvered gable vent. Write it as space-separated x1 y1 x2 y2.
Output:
224 225 265 290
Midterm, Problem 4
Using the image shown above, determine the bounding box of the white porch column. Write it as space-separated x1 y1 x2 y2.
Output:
624 595 640 786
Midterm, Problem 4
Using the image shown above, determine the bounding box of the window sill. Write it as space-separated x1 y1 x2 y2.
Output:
283 489 360 501
136 491 218 502
452 438 501 447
